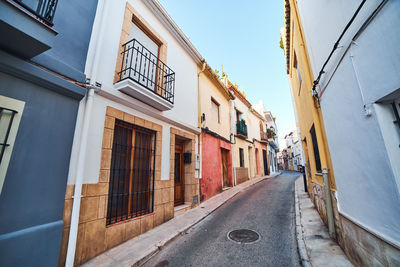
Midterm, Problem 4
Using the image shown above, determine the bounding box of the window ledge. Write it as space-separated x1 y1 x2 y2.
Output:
114 79 173 111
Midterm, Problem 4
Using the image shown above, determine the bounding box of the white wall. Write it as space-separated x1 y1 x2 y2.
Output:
298 0 400 245
247 111 262 141
86 0 198 128
69 0 201 184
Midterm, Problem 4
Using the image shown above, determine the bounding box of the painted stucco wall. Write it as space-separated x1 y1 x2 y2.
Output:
32 0 98 82
234 138 251 171
68 93 199 185
71 0 201 185
297 0 400 245
285 0 335 188
199 70 231 139
84 0 198 129
200 132 232 202
0 70 83 266
233 96 250 127
247 111 262 141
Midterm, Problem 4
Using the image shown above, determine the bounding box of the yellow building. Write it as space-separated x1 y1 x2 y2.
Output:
283 0 338 229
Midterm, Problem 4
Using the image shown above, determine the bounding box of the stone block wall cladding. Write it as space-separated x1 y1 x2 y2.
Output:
311 182 400 266
339 215 400 266
200 132 233 202
235 167 249 185
59 107 198 266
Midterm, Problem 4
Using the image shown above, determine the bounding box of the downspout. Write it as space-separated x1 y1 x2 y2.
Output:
65 87 95 267
230 99 237 186
322 167 335 238
66 0 107 265
197 62 206 183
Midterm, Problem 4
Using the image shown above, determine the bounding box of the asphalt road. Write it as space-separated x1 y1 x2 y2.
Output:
144 171 302 267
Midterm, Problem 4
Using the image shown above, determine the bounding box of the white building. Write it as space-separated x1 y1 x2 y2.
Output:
264 110 279 173
296 0 400 264
61 0 204 265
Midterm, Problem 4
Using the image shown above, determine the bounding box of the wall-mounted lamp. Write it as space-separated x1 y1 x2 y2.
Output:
201 113 205 123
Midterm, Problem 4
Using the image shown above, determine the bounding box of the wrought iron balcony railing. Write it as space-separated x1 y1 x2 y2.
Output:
117 39 175 104
236 120 248 137
9 0 58 26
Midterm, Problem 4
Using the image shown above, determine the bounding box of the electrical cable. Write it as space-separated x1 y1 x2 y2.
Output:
311 0 366 97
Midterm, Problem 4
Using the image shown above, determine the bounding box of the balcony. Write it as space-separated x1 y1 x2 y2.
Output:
236 120 247 137
114 39 175 111
0 0 58 59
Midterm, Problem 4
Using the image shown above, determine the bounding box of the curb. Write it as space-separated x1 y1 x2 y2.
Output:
294 177 312 267
83 173 282 267
136 172 281 266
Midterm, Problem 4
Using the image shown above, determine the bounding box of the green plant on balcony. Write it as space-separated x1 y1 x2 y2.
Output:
267 128 276 139
236 119 247 137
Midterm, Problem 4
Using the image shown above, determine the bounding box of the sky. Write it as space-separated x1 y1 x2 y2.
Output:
158 0 296 147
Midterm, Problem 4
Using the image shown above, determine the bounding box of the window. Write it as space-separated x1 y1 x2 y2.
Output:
107 119 156 225
391 100 400 130
236 109 242 122
310 125 322 172
0 96 25 195
294 51 302 92
239 148 244 167
211 98 220 123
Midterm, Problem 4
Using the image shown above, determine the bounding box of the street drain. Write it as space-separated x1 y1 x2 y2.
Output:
227 229 260 244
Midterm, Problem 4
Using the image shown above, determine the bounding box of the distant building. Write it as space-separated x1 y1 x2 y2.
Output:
264 110 279 173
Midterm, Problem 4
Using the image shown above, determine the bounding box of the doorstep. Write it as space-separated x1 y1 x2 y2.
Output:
174 203 192 217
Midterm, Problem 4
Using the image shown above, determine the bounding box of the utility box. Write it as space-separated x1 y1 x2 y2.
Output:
195 154 200 170
183 152 191 163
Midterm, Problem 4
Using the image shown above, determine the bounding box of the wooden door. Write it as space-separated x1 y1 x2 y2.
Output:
221 149 229 187
174 142 184 206
263 149 269 175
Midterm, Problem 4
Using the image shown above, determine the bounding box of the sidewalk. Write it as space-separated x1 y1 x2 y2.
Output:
295 177 353 267
82 172 280 267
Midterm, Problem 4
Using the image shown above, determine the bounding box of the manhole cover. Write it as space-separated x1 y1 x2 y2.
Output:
227 229 260 244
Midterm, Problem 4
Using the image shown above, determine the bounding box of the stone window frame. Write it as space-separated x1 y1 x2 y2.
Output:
101 106 163 225
114 2 168 84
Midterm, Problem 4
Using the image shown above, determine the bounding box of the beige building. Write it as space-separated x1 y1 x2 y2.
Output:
198 64 235 201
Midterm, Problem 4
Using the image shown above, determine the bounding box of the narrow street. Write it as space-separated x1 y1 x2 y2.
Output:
144 171 301 267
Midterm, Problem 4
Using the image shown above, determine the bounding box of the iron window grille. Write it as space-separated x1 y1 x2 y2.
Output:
8 0 58 26
0 107 18 166
117 38 175 104
106 119 156 225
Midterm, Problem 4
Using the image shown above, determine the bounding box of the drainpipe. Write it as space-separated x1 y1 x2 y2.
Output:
65 87 95 267
229 99 237 186
65 0 107 264
197 62 206 181
322 167 335 238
